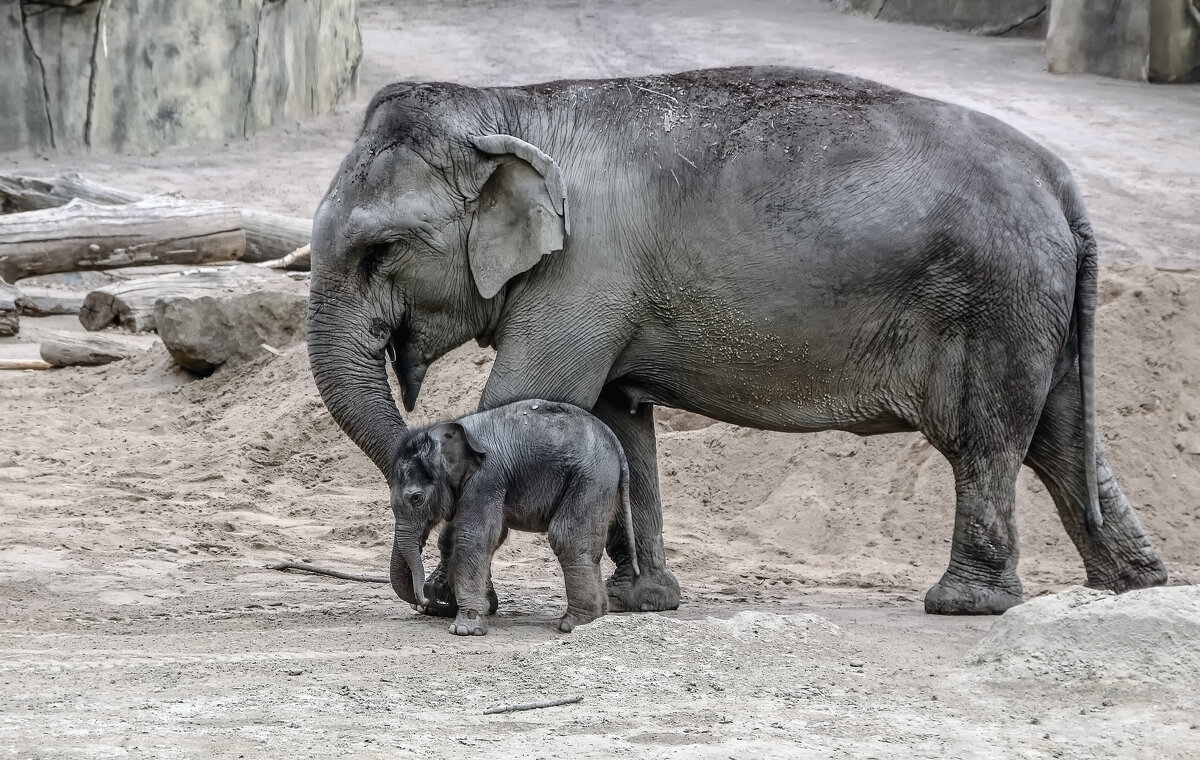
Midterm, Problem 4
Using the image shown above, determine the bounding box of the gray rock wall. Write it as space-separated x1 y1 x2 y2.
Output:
1046 0 1200 82
1 0 361 154
833 0 1048 37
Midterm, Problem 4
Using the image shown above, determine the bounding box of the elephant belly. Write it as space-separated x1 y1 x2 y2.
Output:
614 323 926 436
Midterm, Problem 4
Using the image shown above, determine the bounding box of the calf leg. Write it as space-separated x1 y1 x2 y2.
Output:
548 481 611 633
417 523 499 618
448 513 504 636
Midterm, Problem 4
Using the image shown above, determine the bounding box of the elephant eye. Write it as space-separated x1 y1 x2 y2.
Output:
409 492 425 506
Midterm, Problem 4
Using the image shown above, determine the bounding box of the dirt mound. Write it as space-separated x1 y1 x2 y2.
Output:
963 586 1200 687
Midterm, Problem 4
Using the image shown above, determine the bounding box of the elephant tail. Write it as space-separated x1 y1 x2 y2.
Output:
1071 213 1103 538
618 454 641 577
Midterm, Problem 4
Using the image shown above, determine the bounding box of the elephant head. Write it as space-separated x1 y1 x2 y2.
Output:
306 85 569 575
307 85 568 604
388 422 486 605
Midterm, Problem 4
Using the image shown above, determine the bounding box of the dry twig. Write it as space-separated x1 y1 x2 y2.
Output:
483 695 583 715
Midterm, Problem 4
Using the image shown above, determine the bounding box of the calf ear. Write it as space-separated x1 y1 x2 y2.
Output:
429 422 485 488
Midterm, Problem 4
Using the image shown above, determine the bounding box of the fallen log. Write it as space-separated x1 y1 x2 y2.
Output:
0 278 19 336
0 197 245 283
239 210 313 265
17 286 86 317
0 173 311 268
0 172 144 213
80 264 299 332
39 330 155 367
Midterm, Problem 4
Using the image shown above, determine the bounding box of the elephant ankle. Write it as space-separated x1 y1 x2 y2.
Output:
924 571 1022 615
606 565 681 612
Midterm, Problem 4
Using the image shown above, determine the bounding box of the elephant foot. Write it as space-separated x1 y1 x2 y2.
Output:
417 577 498 618
1085 555 1168 594
924 573 1023 615
449 609 488 636
559 610 602 633
606 565 680 613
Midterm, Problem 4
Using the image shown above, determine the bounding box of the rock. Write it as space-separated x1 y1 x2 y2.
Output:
80 265 297 333
833 0 1048 38
154 290 309 375
1046 0 1200 82
963 586 1200 687
0 0 361 153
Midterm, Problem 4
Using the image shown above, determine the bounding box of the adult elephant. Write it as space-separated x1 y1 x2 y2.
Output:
307 66 1167 616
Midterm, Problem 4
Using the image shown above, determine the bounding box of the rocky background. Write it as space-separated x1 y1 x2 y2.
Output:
0 0 361 153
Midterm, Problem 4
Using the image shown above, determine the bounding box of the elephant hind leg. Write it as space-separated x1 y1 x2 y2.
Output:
547 480 609 632
1023 374 1167 592
923 447 1026 615
920 332 1049 615
591 387 681 613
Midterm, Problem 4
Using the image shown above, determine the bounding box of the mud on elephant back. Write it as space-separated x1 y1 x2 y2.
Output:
304 66 1167 617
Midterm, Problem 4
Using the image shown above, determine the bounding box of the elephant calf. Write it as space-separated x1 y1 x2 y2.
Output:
388 399 639 635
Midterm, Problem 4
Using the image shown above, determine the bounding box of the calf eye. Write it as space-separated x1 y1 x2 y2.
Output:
409 493 425 506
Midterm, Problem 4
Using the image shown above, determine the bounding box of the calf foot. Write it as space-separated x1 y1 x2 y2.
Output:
606 565 680 613
449 609 489 636
419 578 499 618
924 572 1023 615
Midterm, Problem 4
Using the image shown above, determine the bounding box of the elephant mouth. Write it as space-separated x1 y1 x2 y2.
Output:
387 328 427 413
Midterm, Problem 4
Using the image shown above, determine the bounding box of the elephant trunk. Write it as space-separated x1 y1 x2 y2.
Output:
390 530 428 606
306 287 408 477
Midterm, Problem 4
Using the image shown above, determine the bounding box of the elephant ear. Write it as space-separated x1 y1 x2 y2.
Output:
467 134 570 299
429 422 485 489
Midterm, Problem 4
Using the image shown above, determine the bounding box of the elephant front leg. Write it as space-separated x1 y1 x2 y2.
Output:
417 522 499 618
592 388 681 612
448 513 503 637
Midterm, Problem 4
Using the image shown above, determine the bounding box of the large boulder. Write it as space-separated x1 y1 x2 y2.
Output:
0 0 361 153
154 290 308 375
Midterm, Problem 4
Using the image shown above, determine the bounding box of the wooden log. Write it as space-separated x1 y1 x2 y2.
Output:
0 277 19 336
0 198 246 283
239 210 313 266
17 286 85 317
79 264 299 332
0 172 143 213
39 330 155 367
0 173 311 269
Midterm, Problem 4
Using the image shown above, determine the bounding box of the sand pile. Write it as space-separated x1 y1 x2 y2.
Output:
963 586 1200 687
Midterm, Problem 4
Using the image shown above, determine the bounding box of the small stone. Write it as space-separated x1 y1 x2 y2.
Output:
849 660 864 668
286 669 303 677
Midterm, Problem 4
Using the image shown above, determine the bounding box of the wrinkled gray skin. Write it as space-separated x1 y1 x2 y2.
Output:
307 66 1168 617
390 400 639 635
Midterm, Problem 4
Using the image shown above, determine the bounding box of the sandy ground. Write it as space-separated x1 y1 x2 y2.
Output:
1 1 1199 757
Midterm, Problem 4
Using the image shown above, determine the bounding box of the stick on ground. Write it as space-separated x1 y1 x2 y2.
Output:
483 696 584 715
268 561 389 584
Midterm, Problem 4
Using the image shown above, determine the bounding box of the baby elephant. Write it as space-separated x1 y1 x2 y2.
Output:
388 400 639 636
